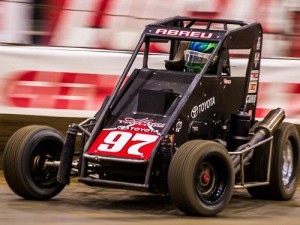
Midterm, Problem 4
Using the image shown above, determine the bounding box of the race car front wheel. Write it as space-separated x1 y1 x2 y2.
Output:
247 122 300 200
168 140 234 216
3 125 66 200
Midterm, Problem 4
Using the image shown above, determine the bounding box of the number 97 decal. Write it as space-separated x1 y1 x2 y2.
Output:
88 130 160 159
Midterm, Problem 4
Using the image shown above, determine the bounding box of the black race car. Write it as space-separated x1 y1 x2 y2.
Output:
3 16 300 216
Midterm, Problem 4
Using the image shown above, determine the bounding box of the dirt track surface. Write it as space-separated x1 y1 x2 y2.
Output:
1 114 300 224
0 174 300 225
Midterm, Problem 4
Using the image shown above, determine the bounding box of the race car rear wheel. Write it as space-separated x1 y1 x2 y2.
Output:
247 122 300 200
3 125 66 200
168 140 234 216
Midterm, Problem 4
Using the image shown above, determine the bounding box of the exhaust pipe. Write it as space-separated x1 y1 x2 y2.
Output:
248 108 285 146
254 108 285 136
233 108 285 173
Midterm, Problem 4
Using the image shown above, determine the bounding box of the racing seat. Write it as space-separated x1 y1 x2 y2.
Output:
165 41 189 71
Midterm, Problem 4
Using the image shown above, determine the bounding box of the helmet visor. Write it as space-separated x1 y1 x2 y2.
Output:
184 50 210 65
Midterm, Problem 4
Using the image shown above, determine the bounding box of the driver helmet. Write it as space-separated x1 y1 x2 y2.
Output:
184 41 217 73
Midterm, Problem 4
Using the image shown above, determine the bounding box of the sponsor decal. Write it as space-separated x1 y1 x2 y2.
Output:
256 37 261 50
154 28 213 39
248 81 258 93
169 134 174 145
191 97 215 118
87 117 166 159
117 117 165 135
88 117 164 159
117 125 160 134
118 117 165 128
246 94 257 104
223 78 232 84
250 70 259 80
254 52 260 68
175 119 183 133
87 128 160 160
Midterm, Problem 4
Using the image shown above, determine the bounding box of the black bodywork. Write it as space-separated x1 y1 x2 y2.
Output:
63 16 263 192
5 16 300 217
3 17 300 216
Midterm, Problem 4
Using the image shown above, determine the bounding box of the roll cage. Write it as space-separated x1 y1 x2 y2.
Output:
87 16 263 152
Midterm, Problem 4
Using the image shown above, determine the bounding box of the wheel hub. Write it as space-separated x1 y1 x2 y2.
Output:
33 156 42 169
197 163 216 196
202 173 210 184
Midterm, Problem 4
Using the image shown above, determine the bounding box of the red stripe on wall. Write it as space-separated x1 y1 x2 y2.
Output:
289 11 300 57
188 0 230 19
43 0 67 45
5 71 119 110
89 0 113 28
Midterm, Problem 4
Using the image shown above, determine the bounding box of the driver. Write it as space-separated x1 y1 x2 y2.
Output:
184 41 217 73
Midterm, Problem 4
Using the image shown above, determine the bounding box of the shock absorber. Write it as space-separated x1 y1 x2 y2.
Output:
156 135 173 193
228 109 251 151
57 124 77 184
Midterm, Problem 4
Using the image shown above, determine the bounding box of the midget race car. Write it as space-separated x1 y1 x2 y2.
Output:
3 16 300 216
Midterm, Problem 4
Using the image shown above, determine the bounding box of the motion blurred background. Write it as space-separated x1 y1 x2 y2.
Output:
0 0 300 119
1 0 299 56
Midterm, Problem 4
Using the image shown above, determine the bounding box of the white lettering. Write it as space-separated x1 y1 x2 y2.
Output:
155 29 167 35
167 30 179 35
118 118 165 128
154 28 213 39
246 95 257 104
190 32 201 37
200 32 213 38
191 97 216 118
179 30 190 36
98 131 159 157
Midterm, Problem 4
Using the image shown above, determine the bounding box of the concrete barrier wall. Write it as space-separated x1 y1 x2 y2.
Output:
0 46 300 123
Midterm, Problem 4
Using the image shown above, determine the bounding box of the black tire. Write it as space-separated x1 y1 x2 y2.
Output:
247 122 300 200
3 125 66 200
168 140 234 216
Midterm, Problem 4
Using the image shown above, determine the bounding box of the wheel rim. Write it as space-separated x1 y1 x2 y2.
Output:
195 155 228 205
30 138 62 189
282 139 294 186
197 163 215 195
